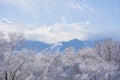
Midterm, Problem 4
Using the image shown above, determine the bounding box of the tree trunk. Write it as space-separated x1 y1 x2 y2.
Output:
5 72 7 80
11 75 15 80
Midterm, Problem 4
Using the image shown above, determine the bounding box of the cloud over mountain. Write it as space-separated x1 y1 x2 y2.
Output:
0 18 95 43
1 17 120 43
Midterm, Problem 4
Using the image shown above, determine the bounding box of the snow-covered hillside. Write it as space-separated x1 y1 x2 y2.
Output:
25 39 95 52
0 33 120 80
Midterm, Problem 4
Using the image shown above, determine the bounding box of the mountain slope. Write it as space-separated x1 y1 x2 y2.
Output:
59 39 87 51
25 39 95 52
25 40 50 52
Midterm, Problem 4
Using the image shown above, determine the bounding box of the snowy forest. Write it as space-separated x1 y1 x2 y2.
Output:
0 32 120 80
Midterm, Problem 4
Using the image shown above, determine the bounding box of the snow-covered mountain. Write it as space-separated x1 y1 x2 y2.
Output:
25 40 50 52
25 39 95 52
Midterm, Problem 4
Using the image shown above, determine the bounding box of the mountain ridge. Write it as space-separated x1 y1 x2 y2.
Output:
25 39 96 52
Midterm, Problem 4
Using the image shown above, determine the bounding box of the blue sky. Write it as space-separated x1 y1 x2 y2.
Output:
0 0 120 43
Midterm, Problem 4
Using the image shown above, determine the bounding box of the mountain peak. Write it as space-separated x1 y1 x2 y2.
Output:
69 39 81 42
0 18 13 24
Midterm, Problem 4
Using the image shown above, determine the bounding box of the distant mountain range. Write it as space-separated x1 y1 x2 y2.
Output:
25 39 100 52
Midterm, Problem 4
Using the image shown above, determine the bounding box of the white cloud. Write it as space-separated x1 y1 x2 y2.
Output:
85 20 90 25
61 16 66 24
114 6 120 15
68 1 94 12
114 6 119 10
0 19 93 43
1 19 119 43
25 22 91 43
69 2 83 10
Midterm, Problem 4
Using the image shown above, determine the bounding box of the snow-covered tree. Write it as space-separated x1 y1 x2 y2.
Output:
1 32 120 80
0 32 35 80
33 40 120 80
